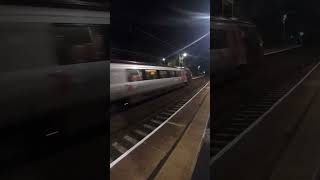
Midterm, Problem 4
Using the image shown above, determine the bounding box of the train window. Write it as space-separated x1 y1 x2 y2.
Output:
168 71 175 77
0 22 108 72
145 69 158 80
176 71 181 77
159 70 169 78
127 69 143 82
55 24 108 65
212 29 228 49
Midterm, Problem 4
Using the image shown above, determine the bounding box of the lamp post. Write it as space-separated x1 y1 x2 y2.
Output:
282 13 287 41
179 53 187 67
162 58 166 65
299 31 304 44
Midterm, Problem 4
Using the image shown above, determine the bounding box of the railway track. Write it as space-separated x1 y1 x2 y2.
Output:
110 78 209 168
211 58 320 163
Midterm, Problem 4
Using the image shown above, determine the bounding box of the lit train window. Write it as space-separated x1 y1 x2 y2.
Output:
127 69 143 82
212 29 228 49
145 69 158 80
159 70 169 78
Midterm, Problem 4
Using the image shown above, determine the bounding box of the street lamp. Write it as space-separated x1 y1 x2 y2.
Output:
282 13 288 41
299 31 304 44
162 58 166 62
179 52 188 67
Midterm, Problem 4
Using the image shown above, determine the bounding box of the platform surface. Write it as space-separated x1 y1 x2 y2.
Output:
212 61 320 180
111 83 210 180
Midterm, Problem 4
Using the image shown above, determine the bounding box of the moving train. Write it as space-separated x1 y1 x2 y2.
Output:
0 1 109 165
110 60 191 104
211 17 264 82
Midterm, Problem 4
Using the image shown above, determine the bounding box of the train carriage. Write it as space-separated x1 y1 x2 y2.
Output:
0 1 109 143
211 17 264 82
110 61 190 104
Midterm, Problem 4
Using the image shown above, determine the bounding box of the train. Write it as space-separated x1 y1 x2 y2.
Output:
211 17 264 82
0 1 109 159
110 60 192 105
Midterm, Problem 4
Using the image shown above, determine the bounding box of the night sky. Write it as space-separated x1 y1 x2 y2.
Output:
111 0 320 69
234 0 320 46
111 0 210 70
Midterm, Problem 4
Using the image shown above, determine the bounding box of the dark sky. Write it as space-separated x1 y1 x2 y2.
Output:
112 0 210 68
111 0 320 67
236 0 320 45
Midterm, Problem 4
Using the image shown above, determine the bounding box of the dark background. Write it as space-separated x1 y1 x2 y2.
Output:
212 0 319 47
112 0 210 74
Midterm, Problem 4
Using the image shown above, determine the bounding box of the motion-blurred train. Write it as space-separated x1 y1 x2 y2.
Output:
211 17 264 82
0 1 109 165
110 60 192 104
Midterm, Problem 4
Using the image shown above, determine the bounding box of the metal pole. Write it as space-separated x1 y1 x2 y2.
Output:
283 22 286 41
282 13 287 41
183 57 185 67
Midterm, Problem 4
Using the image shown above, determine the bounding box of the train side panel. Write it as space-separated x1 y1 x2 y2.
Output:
110 63 186 103
211 17 264 82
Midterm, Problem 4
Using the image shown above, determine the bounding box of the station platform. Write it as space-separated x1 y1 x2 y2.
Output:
264 44 301 56
111 83 210 180
212 61 320 179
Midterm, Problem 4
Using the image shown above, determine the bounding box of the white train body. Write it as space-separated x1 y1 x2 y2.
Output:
0 4 109 132
110 63 188 102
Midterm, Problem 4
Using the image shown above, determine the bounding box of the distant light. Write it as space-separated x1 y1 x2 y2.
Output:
282 13 287 24
194 15 210 19
183 53 187 57
162 58 166 62
300 32 304 36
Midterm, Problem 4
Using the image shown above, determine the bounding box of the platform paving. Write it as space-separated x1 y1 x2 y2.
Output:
212 60 320 180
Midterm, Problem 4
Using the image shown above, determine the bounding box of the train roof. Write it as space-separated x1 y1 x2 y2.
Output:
110 62 183 71
0 4 109 24
111 59 160 66
211 16 255 27
0 0 109 11
111 59 181 68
